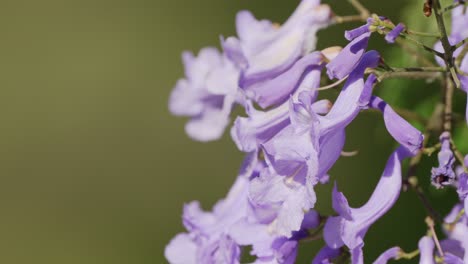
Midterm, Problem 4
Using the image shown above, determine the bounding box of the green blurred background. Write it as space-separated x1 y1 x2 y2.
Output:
0 0 465 263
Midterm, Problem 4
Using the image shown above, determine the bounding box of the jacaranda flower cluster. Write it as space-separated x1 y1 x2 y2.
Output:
166 0 468 263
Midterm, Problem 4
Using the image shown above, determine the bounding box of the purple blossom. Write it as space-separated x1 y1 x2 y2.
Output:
457 171 468 217
238 52 324 109
323 146 412 264
444 253 465 264
440 239 465 260
164 176 249 264
243 51 380 237
229 210 320 263
372 247 401 264
345 24 371 41
369 96 424 155
326 32 371 80
442 204 468 263
431 132 456 188
223 0 331 88
249 168 317 237
312 246 341 264
385 23 405 44
231 68 324 153
418 236 435 264
169 48 240 141
449 224 468 263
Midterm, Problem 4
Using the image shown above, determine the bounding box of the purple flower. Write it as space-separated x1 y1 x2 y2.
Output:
345 24 371 41
369 96 424 155
445 253 465 264
451 3 468 43
326 32 371 80
223 0 331 88
249 168 317 237
264 51 379 180
372 247 401 264
229 210 320 263
457 171 468 217
323 146 412 264
231 67 324 153
169 48 240 141
418 236 435 264
385 23 405 44
238 52 325 109
431 132 456 188
449 224 468 264
244 51 379 237
164 176 249 264
312 246 341 264
440 239 465 260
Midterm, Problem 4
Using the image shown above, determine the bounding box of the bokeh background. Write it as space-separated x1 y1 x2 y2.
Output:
0 0 466 263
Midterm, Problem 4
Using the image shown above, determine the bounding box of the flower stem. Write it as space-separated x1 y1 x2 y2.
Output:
333 15 366 24
397 249 420 260
425 217 444 257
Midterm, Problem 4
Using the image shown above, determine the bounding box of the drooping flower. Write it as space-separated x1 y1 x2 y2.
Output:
249 167 318 237
326 16 392 80
385 23 405 44
230 69 325 153
418 236 435 264
323 146 413 264
243 51 379 237
441 203 468 263
229 210 321 264
237 52 325 109
368 96 424 155
164 175 249 264
457 170 468 216
169 47 240 141
444 253 465 264
326 32 371 80
223 0 331 91
448 224 468 264
311 246 342 264
431 132 456 188
372 247 401 264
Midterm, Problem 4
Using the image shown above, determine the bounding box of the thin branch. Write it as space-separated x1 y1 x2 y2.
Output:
333 15 366 24
317 76 348 91
453 37 467 51
390 67 446 72
377 71 441 81
347 0 370 18
455 43 468 66
398 33 445 58
395 38 436 67
443 0 466 13
443 75 454 132
433 0 461 88
407 29 440 38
